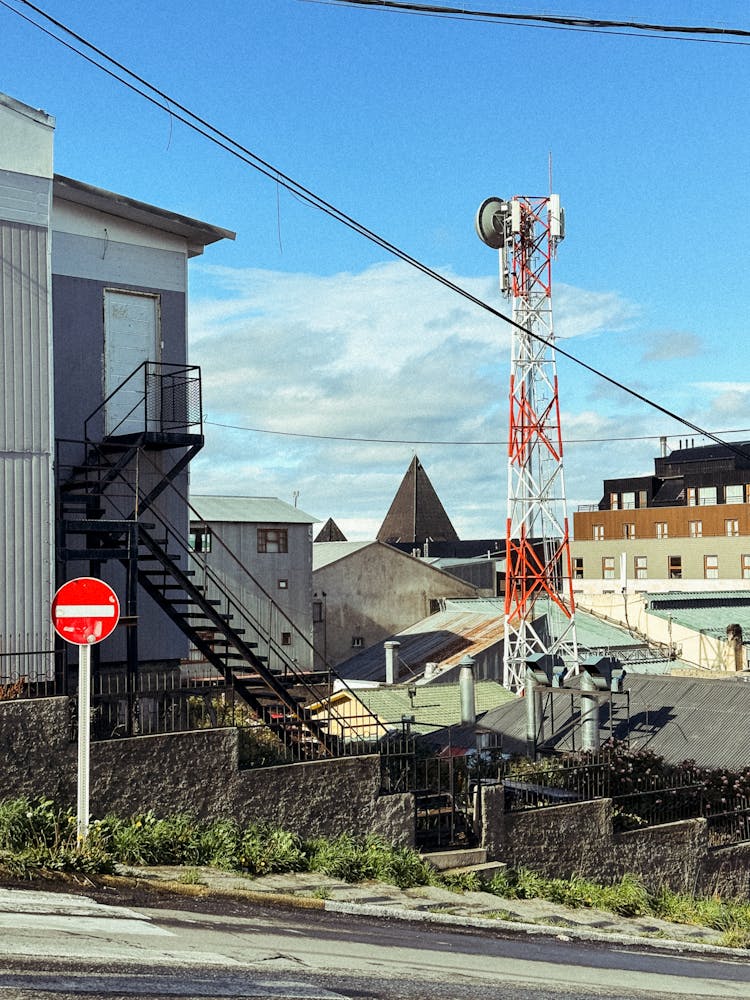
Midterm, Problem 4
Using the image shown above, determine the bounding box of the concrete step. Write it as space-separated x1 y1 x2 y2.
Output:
420 847 487 871
441 861 507 884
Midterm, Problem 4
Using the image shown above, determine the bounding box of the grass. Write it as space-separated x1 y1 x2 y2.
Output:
1 795 749 947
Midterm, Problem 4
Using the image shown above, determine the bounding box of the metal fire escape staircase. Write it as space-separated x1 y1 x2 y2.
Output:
56 363 355 757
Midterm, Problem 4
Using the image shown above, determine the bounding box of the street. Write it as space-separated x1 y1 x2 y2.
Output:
0 885 747 999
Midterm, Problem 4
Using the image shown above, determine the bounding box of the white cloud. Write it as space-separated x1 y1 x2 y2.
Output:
188 262 644 538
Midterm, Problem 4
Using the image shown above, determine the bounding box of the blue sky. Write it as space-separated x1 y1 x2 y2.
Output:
3 1 750 537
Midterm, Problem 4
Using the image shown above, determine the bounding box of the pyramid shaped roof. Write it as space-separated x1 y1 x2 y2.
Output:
377 456 459 545
314 517 347 542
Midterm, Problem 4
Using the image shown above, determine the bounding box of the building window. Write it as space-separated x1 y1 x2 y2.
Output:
668 555 682 579
188 526 212 553
593 524 604 541
573 557 584 579
257 528 288 553
634 555 647 579
602 556 615 579
742 555 750 580
638 490 648 508
689 520 702 538
687 487 697 506
655 521 668 539
725 484 744 505
609 493 619 510
623 523 635 539
725 519 739 537
281 632 292 646
622 491 636 510
278 579 288 589
698 486 717 506
352 636 364 648
704 554 719 580
313 600 324 623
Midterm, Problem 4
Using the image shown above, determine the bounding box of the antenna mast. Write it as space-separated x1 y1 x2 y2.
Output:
476 193 578 690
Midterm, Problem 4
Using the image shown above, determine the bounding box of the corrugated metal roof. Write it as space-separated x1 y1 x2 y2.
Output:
645 591 750 640
481 674 750 768
312 541 374 570
190 495 318 525
352 680 515 735
338 609 506 682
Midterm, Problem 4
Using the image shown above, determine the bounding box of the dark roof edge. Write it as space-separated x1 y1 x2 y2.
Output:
53 175 236 254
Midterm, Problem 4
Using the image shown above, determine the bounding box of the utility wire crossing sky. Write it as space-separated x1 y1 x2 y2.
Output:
2 1 749 537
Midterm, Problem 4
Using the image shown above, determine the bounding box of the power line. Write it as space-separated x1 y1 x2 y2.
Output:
6 1 750 465
205 419 750 448
313 1 750 44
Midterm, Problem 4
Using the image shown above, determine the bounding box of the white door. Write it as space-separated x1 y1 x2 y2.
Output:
104 290 161 435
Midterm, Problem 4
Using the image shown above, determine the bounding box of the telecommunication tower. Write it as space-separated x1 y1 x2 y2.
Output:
476 193 578 691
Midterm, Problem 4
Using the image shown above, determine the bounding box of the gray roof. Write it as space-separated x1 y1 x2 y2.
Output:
312 541 374 570
482 673 750 769
190 495 318 525
54 176 235 256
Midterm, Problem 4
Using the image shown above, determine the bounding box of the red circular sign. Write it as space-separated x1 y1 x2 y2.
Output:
51 577 121 646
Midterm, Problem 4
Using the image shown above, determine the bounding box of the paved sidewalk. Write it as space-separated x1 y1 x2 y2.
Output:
113 865 748 958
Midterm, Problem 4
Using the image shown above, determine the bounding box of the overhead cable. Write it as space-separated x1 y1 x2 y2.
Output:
5 0 750 463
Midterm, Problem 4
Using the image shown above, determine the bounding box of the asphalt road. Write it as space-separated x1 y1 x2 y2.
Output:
0 884 747 999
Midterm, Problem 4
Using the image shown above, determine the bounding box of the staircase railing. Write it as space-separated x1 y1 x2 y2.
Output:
58 415 388 758
84 362 203 442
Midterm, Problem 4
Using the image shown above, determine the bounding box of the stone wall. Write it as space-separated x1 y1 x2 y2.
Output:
481 786 750 900
0 697 414 846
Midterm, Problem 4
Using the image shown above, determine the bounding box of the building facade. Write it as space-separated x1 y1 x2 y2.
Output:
572 441 750 584
189 496 317 671
1 90 232 684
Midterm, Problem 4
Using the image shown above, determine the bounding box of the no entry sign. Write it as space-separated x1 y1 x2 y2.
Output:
51 577 120 645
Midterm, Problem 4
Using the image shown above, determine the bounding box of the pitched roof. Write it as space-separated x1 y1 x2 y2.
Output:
481 673 750 768
349 681 515 736
312 541 374 570
337 607 506 683
190 495 317 525
377 456 459 545
314 518 347 542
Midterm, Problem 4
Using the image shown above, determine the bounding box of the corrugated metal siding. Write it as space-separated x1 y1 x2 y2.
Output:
0 215 54 674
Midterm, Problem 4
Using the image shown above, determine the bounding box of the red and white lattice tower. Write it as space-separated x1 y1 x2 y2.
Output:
476 193 578 691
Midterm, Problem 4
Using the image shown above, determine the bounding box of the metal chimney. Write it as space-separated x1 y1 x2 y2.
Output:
458 654 476 726
384 641 400 685
580 670 600 752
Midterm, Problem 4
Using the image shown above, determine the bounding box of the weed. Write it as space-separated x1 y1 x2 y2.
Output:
177 868 206 885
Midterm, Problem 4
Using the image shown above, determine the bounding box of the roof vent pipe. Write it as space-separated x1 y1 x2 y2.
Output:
384 641 400 685
458 654 476 726
580 670 600 752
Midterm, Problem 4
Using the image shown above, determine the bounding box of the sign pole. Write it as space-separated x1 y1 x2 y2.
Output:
51 577 120 847
77 641 91 843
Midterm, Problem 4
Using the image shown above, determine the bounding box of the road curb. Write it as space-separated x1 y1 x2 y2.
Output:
95 874 750 960
324 900 750 960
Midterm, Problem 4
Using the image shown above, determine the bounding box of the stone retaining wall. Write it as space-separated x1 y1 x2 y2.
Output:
0 697 414 846
481 785 750 900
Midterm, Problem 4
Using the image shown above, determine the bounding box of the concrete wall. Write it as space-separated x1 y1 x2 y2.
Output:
481 786 750 900
313 542 479 667
572 589 740 672
0 698 414 846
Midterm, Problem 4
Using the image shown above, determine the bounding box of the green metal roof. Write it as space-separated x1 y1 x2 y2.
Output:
644 591 750 641
352 680 516 735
